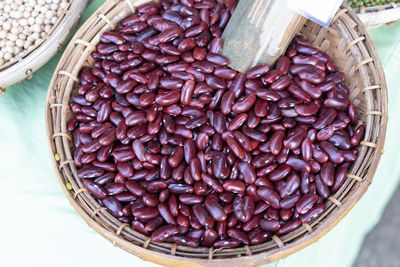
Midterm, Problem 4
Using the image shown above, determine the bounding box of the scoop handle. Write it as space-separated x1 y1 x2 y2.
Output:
221 0 306 73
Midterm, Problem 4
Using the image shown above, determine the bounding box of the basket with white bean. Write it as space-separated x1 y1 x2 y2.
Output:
0 0 87 93
0 0 69 67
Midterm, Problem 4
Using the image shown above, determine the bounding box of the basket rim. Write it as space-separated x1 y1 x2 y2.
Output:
353 2 400 14
352 2 400 29
45 1 388 266
0 0 88 91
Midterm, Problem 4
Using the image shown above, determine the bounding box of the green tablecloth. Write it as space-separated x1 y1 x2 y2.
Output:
1 2 400 266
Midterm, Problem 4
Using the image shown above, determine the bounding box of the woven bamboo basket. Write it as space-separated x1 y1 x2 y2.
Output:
45 1 388 266
354 2 400 28
0 0 88 94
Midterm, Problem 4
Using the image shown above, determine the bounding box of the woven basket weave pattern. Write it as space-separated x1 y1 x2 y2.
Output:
46 1 387 266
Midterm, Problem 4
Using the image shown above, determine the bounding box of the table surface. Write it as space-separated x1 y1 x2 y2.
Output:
1 2 400 267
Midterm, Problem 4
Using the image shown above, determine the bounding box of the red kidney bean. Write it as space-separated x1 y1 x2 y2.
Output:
285 156 311 173
190 215 204 233
168 146 184 168
78 166 104 179
220 90 235 115
348 103 358 125
151 225 180 242
206 52 229 66
292 55 318 65
233 196 254 223
329 132 351 150
202 173 223 193
132 207 159 221
186 229 204 241
311 144 329 163
208 37 222 53
300 203 325 223
262 69 283 84
270 75 291 91
125 180 145 197
270 131 285 155
187 158 201 181
91 123 111 139
315 175 330 199
237 162 256 184
276 219 301 235
205 74 226 89
253 201 269 216
179 194 203 205
194 181 207 196
172 235 199 247
316 125 335 141
155 90 181 106
294 103 318 116
246 64 270 79
280 172 300 198
320 162 334 186
280 194 301 210
214 67 237 80
295 43 318 55
242 125 267 142
158 203 177 225
145 216 163 232
132 220 149 235
259 219 280 232
232 93 256 113
257 187 281 209
81 179 107 199
179 80 195 105
219 192 234 204
351 124 365 146
252 153 274 169
332 162 351 192
147 180 167 193
213 238 240 248
320 141 344 164
143 193 159 207
288 83 312 103
94 172 115 186
324 97 349 111
226 137 245 159
159 77 184 89
193 204 214 228
205 198 227 222
223 180 245 195
227 228 249 245
212 152 229 179
241 214 261 232
301 137 312 161
274 56 290 74
227 114 247 131
299 80 322 99
184 23 207 38
269 164 291 181
168 194 179 217
103 196 123 217
283 128 306 150
296 193 318 214
250 232 270 245
168 184 194 195
125 111 147 126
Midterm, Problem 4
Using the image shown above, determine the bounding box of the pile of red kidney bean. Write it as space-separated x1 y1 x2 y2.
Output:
67 0 365 248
